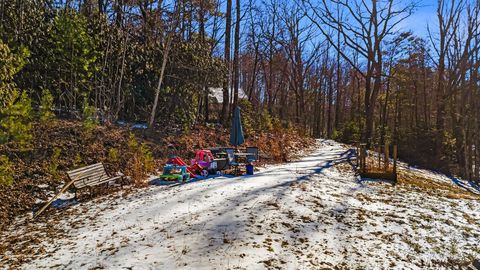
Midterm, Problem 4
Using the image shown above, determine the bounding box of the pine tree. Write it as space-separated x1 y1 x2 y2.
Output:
0 91 33 147
0 40 32 148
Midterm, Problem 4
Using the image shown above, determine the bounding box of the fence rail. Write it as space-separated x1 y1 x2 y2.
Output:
357 142 398 182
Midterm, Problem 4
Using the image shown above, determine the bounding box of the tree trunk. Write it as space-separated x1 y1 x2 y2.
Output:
220 0 232 125
149 40 171 128
232 0 240 112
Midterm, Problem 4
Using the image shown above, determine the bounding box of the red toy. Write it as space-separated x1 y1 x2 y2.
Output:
166 150 217 178
191 150 215 168
191 150 217 174
167 156 197 178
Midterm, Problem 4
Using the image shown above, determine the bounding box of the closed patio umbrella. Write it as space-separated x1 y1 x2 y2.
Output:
230 106 245 148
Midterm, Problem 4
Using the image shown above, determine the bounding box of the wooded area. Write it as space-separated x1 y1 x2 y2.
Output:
0 0 479 183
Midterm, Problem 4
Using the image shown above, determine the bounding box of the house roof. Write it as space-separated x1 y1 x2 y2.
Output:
209 87 248 103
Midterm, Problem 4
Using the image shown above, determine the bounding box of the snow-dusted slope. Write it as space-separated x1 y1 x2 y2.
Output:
2 140 480 269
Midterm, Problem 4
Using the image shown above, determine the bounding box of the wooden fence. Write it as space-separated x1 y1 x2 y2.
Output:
357 142 398 182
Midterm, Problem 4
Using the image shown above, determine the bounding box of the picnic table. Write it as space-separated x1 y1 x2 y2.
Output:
208 147 259 175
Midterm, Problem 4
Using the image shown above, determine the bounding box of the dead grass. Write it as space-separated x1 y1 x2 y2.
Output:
398 169 480 200
358 153 479 200
462 213 478 225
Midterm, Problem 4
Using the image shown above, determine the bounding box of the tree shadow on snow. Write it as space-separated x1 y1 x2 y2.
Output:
448 176 480 194
177 146 362 265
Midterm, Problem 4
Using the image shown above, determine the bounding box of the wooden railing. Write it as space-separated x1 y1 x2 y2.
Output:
357 142 398 182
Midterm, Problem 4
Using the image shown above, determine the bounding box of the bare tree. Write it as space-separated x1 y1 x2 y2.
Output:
232 0 241 111
305 0 415 145
428 0 465 166
278 2 321 129
220 0 232 125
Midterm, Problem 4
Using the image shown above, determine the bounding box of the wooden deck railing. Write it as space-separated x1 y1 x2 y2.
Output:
357 142 398 182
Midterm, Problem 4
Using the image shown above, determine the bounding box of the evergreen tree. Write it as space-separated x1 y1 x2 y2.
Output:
0 40 32 148
47 11 99 109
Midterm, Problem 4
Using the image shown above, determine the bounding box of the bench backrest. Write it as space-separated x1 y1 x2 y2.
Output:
67 163 109 189
246 147 259 161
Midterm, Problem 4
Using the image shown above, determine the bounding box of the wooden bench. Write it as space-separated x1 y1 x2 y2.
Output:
67 163 122 197
33 162 122 219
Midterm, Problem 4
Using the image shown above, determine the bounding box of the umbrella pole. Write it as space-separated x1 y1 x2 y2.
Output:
234 145 239 175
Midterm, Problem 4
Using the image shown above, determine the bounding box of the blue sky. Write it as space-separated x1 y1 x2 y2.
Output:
402 0 438 37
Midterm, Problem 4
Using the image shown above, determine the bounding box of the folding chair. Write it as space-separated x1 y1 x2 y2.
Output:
225 148 240 174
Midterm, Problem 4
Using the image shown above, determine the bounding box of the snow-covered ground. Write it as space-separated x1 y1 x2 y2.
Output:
1 140 480 269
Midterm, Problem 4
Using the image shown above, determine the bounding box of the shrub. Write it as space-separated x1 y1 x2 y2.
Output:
108 147 119 163
73 153 83 168
0 155 14 186
238 99 255 137
39 88 55 123
125 133 155 183
260 108 274 132
140 143 154 172
339 121 361 143
82 98 97 136
48 147 61 178
127 133 138 150
332 129 342 141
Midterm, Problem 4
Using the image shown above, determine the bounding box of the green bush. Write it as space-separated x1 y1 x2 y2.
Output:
73 153 84 168
108 147 119 163
48 147 61 178
0 155 14 186
140 143 154 172
238 99 255 136
49 12 99 98
238 100 276 135
339 121 361 143
127 133 138 151
39 88 55 123
82 98 97 135
332 129 343 141
0 40 29 105
125 133 155 181
260 108 274 132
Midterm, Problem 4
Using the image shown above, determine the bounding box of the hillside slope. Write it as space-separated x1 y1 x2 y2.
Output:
0 120 311 230
1 140 479 269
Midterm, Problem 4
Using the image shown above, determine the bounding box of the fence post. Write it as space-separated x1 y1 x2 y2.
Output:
384 142 389 172
393 145 398 181
360 143 366 173
356 144 360 167
377 144 381 169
